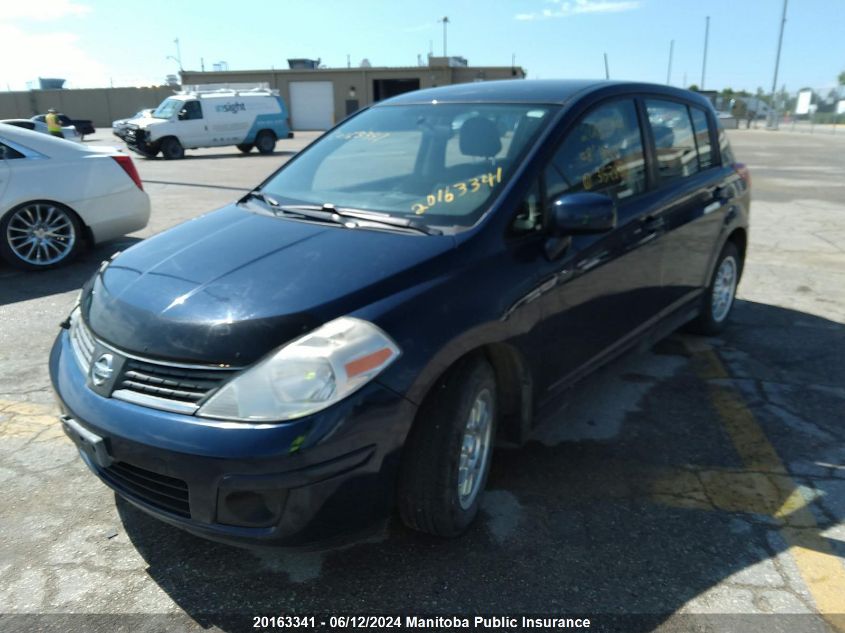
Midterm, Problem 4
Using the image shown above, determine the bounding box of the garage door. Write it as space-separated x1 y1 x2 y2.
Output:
289 81 335 130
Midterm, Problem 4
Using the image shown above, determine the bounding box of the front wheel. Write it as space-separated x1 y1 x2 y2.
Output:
0 202 83 270
688 241 741 335
160 137 184 160
398 355 497 537
255 130 276 154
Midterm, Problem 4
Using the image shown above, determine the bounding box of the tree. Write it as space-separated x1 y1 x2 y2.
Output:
688 84 699 91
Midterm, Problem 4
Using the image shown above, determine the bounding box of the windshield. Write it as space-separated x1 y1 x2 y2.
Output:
152 98 182 119
260 103 556 228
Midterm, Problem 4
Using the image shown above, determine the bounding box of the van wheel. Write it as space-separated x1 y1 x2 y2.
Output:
688 241 742 335
255 130 276 154
161 137 184 160
236 143 253 153
398 355 497 537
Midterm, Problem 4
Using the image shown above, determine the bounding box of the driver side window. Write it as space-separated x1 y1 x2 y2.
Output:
180 101 203 120
545 100 646 202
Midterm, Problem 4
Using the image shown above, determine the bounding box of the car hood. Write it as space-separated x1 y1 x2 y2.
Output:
84 203 455 365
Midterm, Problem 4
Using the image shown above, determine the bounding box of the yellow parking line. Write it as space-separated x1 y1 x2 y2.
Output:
686 341 845 630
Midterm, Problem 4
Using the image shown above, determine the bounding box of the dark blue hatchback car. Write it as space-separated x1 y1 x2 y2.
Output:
50 80 750 547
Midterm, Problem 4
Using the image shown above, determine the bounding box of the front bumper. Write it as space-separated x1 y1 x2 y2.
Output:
50 329 416 547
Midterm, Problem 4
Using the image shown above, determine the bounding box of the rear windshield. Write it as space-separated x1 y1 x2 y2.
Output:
260 103 556 229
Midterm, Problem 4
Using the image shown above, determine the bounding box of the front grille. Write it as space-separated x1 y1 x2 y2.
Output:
118 360 232 405
102 461 190 518
67 309 238 414
69 311 95 369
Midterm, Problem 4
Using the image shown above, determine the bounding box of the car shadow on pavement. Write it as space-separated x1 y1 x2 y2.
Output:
115 300 845 632
0 238 141 306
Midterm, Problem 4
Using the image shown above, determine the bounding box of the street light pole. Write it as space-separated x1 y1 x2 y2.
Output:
667 39 674 85
604 53 610 79
701 16 709 89
174 38 182 70
767 0 788 129
439 17 449 56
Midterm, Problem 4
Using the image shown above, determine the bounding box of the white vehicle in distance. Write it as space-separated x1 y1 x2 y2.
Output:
112 108 153 138
0 118 81 142
120 89 293 159
0 124 150 270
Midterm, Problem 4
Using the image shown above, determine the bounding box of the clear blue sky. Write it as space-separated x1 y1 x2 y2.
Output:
2 0 843 96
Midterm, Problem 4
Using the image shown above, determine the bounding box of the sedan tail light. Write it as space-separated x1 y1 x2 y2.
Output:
112 155 143 191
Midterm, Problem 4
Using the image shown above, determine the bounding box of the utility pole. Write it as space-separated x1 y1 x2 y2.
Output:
667 40 674 85
200 57 205 72
604 53 610 79
167 38 183 71
347 54 351 69
701 17 709 89
768 0 788 129
439 17 449 56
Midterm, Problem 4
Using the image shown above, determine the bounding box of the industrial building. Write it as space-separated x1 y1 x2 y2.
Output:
180 56 526 130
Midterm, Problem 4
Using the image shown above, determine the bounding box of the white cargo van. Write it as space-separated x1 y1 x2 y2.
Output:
121 89 292 159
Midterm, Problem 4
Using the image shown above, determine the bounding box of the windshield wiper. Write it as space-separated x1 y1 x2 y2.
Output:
241 190 282 207
280 203 441 235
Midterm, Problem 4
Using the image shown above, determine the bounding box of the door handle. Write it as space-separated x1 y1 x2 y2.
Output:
641 214 664 233
709 186 731 202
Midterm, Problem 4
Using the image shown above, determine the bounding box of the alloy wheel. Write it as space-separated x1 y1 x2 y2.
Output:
6 203 76 266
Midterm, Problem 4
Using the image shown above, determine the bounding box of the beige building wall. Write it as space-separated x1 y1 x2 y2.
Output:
181 64 525 128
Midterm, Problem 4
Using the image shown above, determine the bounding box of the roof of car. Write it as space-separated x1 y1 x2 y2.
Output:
0 122 95 156
379 79 710 107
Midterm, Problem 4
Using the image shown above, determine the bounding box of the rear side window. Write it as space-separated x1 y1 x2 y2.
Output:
545 99 647 202
0 142 25 160
689 107 714 170
645 99 699 182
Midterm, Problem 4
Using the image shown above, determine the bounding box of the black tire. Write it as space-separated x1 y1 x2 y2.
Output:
0 202 83 271
236 143 254 153
160 137 184 160
687 241 742 335
255 130 276 154
398 355 497 537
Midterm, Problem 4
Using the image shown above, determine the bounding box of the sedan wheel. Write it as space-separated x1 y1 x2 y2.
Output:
711 255 738 323
687 241 742 335
1 203 82 270
398 355 497 537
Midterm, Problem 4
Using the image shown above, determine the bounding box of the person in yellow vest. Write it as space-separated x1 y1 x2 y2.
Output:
45 108 64 138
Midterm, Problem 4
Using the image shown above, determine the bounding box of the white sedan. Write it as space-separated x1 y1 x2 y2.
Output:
0 124 150 270
0 118 81 142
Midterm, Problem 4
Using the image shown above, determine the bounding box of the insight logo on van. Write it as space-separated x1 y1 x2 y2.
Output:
215 102 246 114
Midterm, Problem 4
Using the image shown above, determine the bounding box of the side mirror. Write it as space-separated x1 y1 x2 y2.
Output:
550 192 616 235
177 109 188 121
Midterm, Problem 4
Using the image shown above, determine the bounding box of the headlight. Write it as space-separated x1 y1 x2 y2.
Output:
197 317 400 422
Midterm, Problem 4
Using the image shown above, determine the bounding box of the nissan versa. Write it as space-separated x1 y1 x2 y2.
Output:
50 80 749 546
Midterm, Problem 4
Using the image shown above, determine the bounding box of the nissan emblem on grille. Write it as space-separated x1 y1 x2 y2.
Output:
91 353 114 386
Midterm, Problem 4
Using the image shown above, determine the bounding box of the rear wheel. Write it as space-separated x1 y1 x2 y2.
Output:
255 130 276 154
0 202 83 270
160 137 184 160
236 143 254 153
688 241 741 335
398 355 497 537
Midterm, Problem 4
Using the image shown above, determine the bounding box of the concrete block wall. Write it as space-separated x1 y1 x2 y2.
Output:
0 86 177 127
